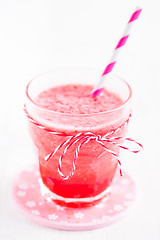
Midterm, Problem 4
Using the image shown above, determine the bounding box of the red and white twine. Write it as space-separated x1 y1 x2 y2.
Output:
24 107 143 180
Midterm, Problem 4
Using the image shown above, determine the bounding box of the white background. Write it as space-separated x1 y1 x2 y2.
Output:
0 0 160 239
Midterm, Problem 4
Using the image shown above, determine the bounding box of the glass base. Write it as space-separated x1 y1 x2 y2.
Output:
13 165 136 230
39 178 112 208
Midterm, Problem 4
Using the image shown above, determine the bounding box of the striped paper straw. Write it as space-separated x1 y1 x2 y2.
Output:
92 7 142 97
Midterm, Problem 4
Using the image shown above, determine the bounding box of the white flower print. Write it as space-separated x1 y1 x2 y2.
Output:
123 201 131 207
26 201 36 208
19 183 28 190
125 193 134 200
101 215 110 220
31 210 40 215
55 205 65 211
113 204 123 211
17 191 26 197
92 218 101 223
48 214 58 221
60 220 68 224
95 203 105 209
74 212 84 219
101 196 108 203
93 215 110 223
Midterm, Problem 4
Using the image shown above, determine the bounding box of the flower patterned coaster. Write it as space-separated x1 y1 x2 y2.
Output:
12 165 136 231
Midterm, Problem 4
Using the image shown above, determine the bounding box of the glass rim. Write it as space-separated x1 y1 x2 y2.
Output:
25 68 132 117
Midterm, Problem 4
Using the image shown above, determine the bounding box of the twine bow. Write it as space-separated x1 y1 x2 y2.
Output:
44 130 142 180
24 107 143 180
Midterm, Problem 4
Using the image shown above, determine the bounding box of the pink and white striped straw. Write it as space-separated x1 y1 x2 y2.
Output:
92 7 142 97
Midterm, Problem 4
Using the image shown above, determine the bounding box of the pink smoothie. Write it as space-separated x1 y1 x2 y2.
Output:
28 84 127 207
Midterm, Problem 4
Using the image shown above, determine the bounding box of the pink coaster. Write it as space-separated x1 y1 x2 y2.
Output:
12 165 136 231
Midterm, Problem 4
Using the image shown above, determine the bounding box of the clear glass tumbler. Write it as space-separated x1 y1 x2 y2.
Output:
25 68 132 207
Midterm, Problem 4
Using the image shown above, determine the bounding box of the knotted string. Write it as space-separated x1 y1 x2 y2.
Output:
24 107 143 180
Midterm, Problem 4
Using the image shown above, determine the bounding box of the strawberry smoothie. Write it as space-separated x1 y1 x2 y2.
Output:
25 70 131 207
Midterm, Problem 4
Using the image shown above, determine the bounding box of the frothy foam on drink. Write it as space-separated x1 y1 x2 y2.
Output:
35 84 123 115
